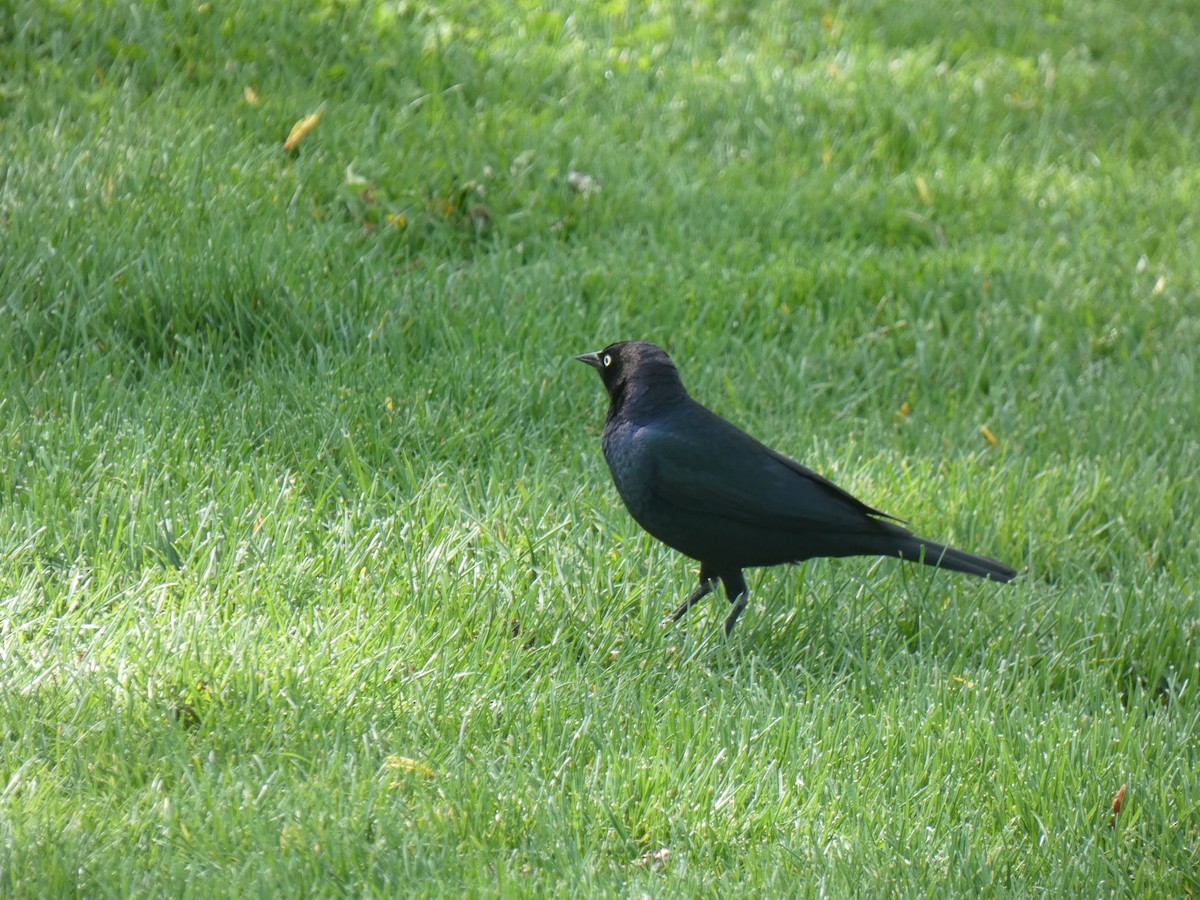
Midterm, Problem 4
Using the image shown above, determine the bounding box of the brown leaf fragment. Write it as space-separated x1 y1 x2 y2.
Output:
1109 783 1127 827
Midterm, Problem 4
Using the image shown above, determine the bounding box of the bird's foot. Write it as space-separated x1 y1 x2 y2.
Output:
723 595 748 636
670 577 716 623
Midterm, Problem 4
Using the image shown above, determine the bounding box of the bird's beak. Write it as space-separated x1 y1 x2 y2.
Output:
574 351 603 369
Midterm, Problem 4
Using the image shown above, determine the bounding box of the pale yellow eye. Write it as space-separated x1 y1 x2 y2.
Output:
603 353 612 367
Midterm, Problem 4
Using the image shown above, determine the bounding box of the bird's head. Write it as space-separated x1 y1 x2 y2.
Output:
575 341 687 413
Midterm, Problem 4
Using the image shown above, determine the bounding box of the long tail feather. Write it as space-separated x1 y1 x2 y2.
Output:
893 535 1016 582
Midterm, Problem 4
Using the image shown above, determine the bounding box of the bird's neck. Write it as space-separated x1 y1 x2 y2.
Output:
607 378 689 424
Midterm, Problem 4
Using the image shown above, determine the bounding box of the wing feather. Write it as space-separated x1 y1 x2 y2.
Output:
636 416 896 533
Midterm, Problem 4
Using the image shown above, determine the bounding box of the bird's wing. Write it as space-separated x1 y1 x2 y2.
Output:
762 446 898 521
637 416 897 532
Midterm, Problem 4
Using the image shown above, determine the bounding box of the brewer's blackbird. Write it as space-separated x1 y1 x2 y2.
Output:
577 340 1016 635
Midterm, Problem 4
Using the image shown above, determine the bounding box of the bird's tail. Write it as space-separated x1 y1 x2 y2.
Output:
890 533 1016 582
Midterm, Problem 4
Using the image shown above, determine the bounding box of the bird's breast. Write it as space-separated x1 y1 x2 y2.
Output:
600 423 656 518
600 420 703 556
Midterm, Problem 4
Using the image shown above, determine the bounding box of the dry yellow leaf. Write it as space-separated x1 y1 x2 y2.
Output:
385 755 436 780
981 425 999 447
284 109 322 151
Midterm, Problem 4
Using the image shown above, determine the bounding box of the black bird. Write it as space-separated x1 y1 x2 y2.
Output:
576 341 1016 635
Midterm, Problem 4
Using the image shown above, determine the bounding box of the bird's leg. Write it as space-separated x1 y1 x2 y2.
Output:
720 571 749 636
670 565 717 622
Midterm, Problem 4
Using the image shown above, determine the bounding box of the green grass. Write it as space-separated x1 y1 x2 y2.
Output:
2 0 1199 894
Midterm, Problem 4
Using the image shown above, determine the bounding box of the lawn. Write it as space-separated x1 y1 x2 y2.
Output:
1 0 1198 895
